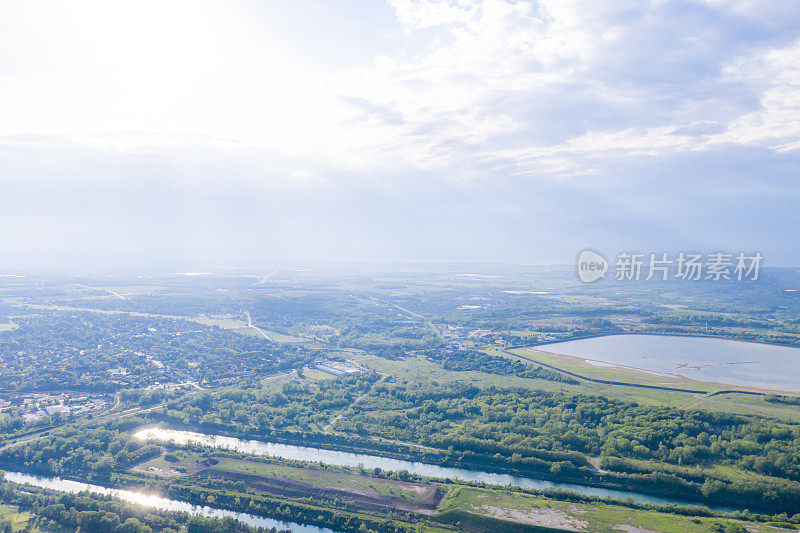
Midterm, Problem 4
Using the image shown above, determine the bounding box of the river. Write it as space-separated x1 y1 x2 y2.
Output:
3 471 337 533
134 427 734 511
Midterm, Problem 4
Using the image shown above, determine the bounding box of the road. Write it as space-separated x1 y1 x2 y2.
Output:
323 390 371 433
75 283 127 300
361 295 444 342
244 310 272 341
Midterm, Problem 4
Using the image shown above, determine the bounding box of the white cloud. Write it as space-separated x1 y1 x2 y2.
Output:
710 39 800 150
388 0 477 29
333 0 800 177
2 0 800 181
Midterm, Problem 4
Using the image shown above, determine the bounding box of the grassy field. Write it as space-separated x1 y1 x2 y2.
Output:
362 353 700 408
302 368 337 381
440 486 797 533
701 393 800 422
132 449 203 476
363 350 800 421
508 347 719 392
231 325 313 343
210 458 430 503
134 451 435 505
192 315 248 329
261 330 312 343
0 504 42 532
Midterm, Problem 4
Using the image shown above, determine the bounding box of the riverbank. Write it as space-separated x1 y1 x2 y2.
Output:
3 470 338 533
133 426 751 513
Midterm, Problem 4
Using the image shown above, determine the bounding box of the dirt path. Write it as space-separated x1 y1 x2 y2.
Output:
319 374 440 452
677 393 707 409
587 456 606 473
323 374 386 433
323 412 346 434
244 310 272 341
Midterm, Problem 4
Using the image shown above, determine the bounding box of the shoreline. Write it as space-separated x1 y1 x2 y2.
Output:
508 334 800 396
521 331 800 350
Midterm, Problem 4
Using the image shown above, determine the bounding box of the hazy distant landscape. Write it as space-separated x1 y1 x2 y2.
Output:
3 0 800 531
0 266 799 532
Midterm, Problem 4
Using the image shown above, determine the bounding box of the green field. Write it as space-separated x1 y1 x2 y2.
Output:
702 393 800 422
191 315 249 329
211 458 429 502
134 450 434 504
0 504 39 532
261 330 312 343
363 352 700 408
132 449 204 475
302 368 337 381
440 487 796 533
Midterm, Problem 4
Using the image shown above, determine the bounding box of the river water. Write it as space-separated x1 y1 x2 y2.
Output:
134 427 734 511
3 471 337 533
532 334 800 391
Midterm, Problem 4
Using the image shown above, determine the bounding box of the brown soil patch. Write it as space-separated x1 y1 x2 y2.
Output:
192 458 441 513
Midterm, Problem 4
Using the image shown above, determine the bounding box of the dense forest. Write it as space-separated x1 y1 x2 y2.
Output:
418 346 578 383
118 375 800 512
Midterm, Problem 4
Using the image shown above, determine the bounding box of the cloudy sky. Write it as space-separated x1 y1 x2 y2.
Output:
1 0 799 270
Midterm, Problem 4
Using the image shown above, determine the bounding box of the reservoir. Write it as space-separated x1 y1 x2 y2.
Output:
532 334 800 391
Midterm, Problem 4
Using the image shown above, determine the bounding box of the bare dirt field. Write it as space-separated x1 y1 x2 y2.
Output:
191 457 442 513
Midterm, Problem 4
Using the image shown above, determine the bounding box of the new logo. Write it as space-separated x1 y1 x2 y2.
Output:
577 249 608 283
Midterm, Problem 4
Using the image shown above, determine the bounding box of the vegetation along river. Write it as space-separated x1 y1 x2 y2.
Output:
4 471 338 533
134 427 736 512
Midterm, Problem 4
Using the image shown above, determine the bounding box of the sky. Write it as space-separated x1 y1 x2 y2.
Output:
1 0 799 271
